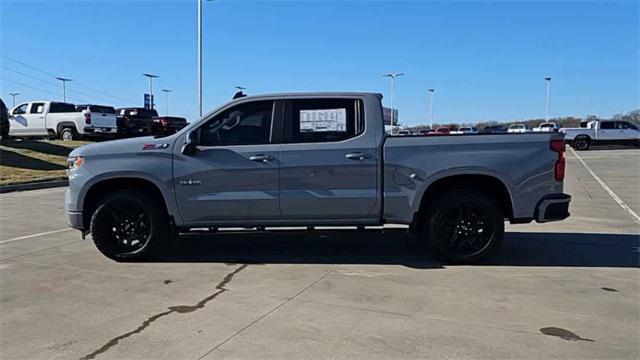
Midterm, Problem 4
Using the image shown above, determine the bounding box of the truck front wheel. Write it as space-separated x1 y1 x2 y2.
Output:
422 190 504 264
89 190 169 261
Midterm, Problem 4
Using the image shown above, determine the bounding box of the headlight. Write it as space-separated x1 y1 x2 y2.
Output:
67 156 84 170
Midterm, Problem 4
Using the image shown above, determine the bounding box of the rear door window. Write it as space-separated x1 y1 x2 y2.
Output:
600 121 615 129
283 98 364 143
30 103 45 114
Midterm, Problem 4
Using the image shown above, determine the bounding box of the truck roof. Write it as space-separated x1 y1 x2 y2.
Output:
228 92 383 102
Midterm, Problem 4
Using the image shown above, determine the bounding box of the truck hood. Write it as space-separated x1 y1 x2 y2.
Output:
69 136 175 157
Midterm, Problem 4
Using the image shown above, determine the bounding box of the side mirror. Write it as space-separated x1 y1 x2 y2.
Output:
181 130 199 156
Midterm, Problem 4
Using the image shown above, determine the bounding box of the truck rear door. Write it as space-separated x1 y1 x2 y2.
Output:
278 97 379 221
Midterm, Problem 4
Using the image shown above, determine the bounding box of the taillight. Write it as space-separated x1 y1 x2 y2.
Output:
550 139 565 181
84 112 92 124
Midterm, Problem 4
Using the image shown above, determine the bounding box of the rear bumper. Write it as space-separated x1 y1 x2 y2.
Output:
535 193 571 223
83 126 117 136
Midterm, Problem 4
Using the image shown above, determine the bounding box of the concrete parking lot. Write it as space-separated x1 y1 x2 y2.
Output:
1 148 638 360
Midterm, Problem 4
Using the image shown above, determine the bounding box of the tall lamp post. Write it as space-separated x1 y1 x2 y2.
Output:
544 77 552 123
428 88 435 128
56 77 72 102
382 73 404 134
162 89 172 115
142 73 159 109
197 0 214 118
9 92 20 107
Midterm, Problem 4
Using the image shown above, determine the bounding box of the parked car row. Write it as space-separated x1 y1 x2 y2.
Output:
4 100 187 141
398 122 562 136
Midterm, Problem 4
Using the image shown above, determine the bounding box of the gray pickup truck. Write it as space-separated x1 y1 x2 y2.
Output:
65 92 571 263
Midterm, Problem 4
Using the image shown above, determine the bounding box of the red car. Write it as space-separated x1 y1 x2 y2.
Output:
428 127 451 135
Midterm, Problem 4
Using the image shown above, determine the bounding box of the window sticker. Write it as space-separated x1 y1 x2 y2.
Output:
299 108 346 132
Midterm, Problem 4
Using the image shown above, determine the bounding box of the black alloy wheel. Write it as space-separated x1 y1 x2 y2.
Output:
90 190 169 261
423 190 504 264
573 136 590 151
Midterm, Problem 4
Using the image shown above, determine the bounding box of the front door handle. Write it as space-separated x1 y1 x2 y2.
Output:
345 152 371 160
249 154 275 162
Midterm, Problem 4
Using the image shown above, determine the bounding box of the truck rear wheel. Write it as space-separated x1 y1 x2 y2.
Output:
60 127 77 141
89 190 169 261
572 136 590 151
422 190 504 264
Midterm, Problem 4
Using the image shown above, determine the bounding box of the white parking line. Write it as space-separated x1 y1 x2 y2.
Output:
0 228 73 245
570 147 640 224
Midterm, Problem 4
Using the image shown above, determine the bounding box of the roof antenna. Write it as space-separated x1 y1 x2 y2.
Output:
233 86 247 99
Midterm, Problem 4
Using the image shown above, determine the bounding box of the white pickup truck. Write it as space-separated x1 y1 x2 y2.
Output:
8 101 118 140
561 119 640 150
533 122 560 132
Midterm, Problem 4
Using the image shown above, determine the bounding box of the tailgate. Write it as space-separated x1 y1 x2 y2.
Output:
90 113 117 128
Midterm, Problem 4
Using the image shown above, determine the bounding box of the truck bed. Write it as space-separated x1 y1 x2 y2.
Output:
382 132 564 223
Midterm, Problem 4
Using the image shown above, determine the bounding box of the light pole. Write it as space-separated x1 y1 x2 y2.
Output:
428 88 435 128
235 86 246 92
9 92 20 107
142 73 159 109
197 0 203 117
197 0 214 118
56 77 72 102
544 77 552 123
382 73 404 134
162 89 172 115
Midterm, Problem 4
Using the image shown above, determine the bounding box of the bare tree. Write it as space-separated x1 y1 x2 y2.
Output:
624 109 640 123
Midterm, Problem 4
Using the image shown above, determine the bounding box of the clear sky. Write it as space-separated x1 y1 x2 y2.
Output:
1 0 638 125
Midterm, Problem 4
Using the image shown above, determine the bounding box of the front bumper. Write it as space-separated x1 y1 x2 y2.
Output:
65 186 85 230
67 211 84 230
535 193 571 223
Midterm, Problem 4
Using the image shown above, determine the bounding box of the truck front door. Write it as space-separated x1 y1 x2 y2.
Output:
278 98 379 221
173 100 280 223
8 103 30 135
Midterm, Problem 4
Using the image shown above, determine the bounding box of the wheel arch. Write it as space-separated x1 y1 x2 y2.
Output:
81 177 173 228
415 173 514 224
56 121 78 134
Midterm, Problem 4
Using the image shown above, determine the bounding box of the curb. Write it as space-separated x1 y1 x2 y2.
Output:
0 180 69 193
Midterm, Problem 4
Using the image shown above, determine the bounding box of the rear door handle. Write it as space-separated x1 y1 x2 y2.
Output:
345 152 371 160
249 154 275 162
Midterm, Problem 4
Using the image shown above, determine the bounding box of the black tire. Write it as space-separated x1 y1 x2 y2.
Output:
572 136 590 151
421 190 504 264
90 190 170 261
59 127 77 141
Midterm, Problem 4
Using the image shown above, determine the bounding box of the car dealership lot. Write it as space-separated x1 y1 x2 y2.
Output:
1 149 638 360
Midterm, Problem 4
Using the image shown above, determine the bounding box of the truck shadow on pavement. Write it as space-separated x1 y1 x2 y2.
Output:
155 230 639 268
